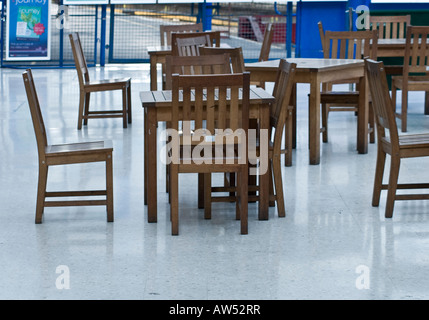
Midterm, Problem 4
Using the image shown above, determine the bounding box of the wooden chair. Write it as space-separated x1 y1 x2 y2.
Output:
320 30 378 143
391 26 429 133
199 46 245 73
258 23 274 62
367 15 411 39
171 31 221 56
209 60 297 218
169 72 250 235
318 21 325 54
69 32 131 130
366 59 429 218
22 69 114 224
164 54 232 89
160 23 203 46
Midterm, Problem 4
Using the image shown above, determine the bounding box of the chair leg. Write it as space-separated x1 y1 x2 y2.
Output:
170 165 179 235
321 103 329 143
425 91 429 115
239 167 248 235
204 173 212 219
83 93 90 126
106 154 114 222
372 145 386 207
369 103 375 144
35 164 48 224
401 89 408 132
272 156 286 217
77 92 85 130
285 108 293 167
127 82 132 124
268 163 275 207
122 87 128 128
385 156 400 218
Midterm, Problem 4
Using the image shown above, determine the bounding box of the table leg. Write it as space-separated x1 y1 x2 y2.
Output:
308 72 321 165
258 103 270 220
150 55 158 91
146 108 158 222
357 74 369 154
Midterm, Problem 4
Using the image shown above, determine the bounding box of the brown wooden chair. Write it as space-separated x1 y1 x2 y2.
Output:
69 32 131 130
209 60 297 218
318 21 326 54
160 23 203 46
367 15 411 39
366 59 429 218
171 31 221 56
22 69 114 224
199 46 245 73
169 72 250 235
165 54 232 89
391 26 429 133
258 23 274 62
163 54 232 199
320 30 378 143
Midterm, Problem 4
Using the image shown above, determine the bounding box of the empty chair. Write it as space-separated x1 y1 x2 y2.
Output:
209 60 297 218
22 69 114 224
320 30 378 143
171 31 221 56
165 54 231 89
258 23 274 62
367 15 411 39
69 32 131 129
366 59 429 218
199 46 245 73
169 72 250 235
160 23 203 46
391 26 429 132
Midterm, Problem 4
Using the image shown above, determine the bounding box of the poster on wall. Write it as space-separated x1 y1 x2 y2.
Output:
6 0 51 61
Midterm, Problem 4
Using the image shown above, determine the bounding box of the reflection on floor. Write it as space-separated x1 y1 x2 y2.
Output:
1 64 429 299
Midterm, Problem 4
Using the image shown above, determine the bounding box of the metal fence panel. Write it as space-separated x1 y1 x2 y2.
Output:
108 2 292 63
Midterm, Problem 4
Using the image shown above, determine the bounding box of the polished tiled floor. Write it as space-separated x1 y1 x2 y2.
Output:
1 63 429 300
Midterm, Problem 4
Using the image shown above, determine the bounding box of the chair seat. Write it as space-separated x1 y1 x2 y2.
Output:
46 140 113 156
381 133 429 154
84 78 131 91
392 75 429 89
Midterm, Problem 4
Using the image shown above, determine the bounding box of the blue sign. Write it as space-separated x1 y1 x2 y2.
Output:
6 0 51 60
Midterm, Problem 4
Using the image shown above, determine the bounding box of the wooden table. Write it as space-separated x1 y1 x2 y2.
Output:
245 58 368 165
141 86 275 223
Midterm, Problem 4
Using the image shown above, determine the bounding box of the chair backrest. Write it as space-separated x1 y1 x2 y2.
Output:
199 46 245 73
259 23 274 62
318 21 325 53
403 26 429 75
160 23 203 46
69 32 90 87
22 69 48 159
170 72 250 163
171 31 221 56
270 59 297 149
165 54 232 90
365 59 399 146
324 30 378 60
368 15 411 39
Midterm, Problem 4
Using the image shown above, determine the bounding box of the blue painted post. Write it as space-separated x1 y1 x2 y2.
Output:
286 1 292 58
100 5 107 66
199 2 212 31
59 0 64 67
